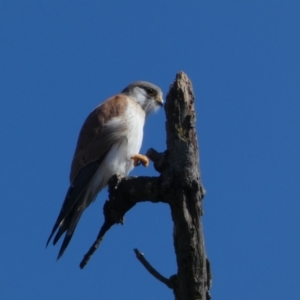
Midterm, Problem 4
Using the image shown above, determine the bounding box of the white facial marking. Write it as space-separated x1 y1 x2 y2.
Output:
130 86 161 116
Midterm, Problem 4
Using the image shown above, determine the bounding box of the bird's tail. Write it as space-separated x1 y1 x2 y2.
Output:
46 189 90 259
46 160 104 259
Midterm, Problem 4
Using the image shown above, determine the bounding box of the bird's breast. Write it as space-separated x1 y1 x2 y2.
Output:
125 102 145 157
89 102 145 197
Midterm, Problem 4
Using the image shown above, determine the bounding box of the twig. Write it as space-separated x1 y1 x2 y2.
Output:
133 248 174 289
80 221 113 269
79 176 164 269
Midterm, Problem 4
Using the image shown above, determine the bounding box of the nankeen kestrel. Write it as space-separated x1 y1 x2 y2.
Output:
46 81 163 259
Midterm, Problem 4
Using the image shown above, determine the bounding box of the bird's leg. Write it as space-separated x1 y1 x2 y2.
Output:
131 154 149 167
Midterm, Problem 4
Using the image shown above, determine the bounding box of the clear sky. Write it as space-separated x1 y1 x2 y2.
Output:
1 1 299 299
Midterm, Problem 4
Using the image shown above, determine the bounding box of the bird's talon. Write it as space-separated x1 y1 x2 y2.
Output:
131 154 149 167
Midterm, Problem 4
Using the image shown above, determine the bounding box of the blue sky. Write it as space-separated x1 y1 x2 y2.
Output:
1 1 299 299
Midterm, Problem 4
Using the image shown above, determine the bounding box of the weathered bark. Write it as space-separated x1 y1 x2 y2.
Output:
163 72 210 299
80 72 211 300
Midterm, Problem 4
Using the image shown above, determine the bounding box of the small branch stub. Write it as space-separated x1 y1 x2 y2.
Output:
134 248 174 289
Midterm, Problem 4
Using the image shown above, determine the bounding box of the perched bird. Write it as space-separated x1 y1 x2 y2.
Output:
47 81 163 259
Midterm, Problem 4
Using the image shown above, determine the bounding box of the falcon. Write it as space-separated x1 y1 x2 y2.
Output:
47 81 163 259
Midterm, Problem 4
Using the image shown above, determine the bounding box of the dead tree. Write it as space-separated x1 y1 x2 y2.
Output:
80 72 212 300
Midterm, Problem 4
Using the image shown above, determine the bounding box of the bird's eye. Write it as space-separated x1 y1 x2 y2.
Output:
146 88 155 96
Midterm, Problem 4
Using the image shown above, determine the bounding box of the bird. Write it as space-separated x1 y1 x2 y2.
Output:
46 81 163 259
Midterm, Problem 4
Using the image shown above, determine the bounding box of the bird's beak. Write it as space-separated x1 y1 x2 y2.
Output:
156 95 164 107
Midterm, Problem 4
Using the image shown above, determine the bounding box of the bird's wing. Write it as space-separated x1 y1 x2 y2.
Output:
46 94 129 258
70 94 129 182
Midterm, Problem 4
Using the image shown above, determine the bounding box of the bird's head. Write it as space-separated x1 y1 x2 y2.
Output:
122 81 163 116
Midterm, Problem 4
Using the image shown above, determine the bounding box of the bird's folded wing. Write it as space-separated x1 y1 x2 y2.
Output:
70 94 128 182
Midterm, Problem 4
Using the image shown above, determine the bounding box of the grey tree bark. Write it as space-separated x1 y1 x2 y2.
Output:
80 72 212 300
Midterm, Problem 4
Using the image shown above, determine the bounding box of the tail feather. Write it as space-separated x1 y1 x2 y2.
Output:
46 185 86 247
56 207 84 259
52 215 70 245
46 161 101 258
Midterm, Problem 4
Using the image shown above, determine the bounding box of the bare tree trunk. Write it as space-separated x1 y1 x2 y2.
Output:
80 72 212 300
163 72 211 299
